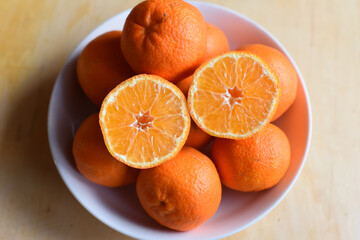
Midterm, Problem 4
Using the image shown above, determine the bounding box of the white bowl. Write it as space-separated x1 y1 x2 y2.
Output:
48 2 312 239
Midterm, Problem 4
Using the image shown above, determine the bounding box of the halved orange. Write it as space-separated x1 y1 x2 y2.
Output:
99 74 191 169
188 51 280 139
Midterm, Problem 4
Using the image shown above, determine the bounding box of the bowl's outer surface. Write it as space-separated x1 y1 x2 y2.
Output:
48 2 312 239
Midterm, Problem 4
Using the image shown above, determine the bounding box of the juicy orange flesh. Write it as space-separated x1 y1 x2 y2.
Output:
102 80 186 165
192 56 277 135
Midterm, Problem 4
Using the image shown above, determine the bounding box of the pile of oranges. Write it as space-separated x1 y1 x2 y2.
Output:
72 0 298 231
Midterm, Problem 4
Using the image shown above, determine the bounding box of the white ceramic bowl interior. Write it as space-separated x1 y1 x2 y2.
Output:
48 2 312 240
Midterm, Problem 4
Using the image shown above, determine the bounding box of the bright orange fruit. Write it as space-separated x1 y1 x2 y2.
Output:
188 51 280 139
121 0 207 82
185 120 213 150
72 113 139 187
236 44 298 120
176 75 193 97
136 146 222 231
205 22 229 59
176 75 212 149
77 31 135 106
175 23 230 97
211 123 291 192
99 74 191 169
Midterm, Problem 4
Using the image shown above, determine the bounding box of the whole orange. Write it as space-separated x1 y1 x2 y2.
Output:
136 146 222 231
121 0 207 82
77 31 135 106
211 124 291 192
185 120 213 150
175 23 229 96
176 75 193 97
205 22 229 59
72 113 139 187
236 44 298 120
176 76 212 150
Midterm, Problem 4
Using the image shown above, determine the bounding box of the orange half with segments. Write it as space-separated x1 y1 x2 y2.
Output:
99 74 190 169
188 51 280 139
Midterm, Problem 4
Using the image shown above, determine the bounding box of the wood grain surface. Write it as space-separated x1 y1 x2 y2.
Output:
0 0 359 239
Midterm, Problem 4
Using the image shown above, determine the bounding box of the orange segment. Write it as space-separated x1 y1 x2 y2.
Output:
188 51 280 139
100 74 190 169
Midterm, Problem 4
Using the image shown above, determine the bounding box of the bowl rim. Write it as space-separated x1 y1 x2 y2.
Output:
47 2 312 239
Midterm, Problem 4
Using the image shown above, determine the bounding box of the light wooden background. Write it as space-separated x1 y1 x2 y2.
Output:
0 0 359 239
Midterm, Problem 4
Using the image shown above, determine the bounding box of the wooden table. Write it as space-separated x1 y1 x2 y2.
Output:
0 0 358 239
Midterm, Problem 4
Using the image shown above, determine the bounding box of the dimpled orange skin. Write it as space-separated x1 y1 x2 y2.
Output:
236 44 298 121
77 31 135 106
211 124 291 192
136 146 222 231
121 0 207 83
72 113 139 187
